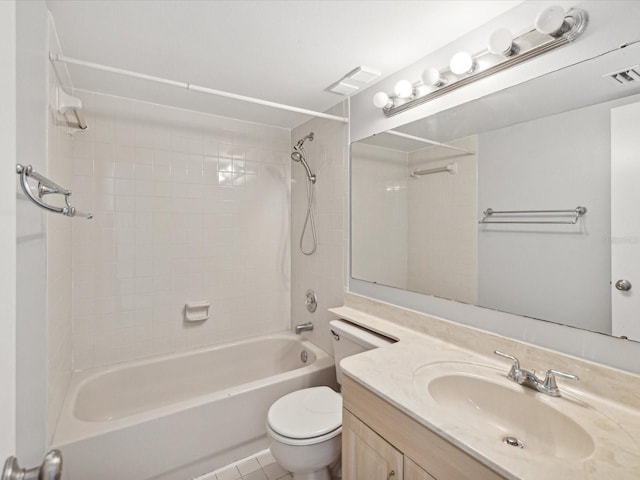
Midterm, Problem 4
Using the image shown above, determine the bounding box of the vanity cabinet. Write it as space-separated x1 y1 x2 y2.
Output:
342 376 505 480
342 409 404 479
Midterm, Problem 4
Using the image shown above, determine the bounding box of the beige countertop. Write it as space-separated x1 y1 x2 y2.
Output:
330 303 640 480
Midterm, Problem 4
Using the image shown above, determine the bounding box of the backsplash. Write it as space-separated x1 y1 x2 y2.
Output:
69 92 291 369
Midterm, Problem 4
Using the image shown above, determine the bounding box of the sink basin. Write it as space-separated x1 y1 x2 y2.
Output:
412 362 596 460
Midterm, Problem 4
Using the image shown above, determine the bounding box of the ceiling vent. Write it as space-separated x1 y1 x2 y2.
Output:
604 65 640 85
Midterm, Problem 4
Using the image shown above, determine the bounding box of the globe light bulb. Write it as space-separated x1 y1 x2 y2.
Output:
394 80 413 98
422 68 444 87
373 92 392 109
535 5 567 36
450 52 476 75
488 28 514 56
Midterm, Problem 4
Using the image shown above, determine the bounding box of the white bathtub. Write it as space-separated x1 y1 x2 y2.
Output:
52 333 337 480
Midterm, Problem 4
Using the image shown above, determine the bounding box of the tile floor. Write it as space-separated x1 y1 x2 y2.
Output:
194 449 291 480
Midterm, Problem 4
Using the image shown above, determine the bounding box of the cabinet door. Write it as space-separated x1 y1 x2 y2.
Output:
343 409 403 480
404 457 437 480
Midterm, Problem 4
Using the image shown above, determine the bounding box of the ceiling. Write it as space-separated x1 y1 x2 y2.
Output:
46 0 523 129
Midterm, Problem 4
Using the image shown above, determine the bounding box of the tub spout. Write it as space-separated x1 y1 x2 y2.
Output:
295 322 313 334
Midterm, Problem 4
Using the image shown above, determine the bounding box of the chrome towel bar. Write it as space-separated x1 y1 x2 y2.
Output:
411 163 457 177
16 164 92 219
479 206 586 225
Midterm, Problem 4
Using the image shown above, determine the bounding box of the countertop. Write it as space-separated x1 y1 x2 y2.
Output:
330 304 640 479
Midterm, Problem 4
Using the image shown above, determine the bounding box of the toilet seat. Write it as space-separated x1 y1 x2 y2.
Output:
267 386 342 446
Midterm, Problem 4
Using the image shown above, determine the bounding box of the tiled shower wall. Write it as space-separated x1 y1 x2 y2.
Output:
407 136 477 305
46 15 73 440
351 142 408 289
69 92 291 370
291 103 348 355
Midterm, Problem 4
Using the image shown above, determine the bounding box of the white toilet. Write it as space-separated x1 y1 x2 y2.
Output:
266 320 394 480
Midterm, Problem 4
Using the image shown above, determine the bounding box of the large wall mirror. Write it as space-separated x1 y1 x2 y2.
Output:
351 41 640 343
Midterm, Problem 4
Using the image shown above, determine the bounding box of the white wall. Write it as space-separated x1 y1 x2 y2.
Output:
478 103 610 333
351 143 407 289
16 0 49 464
68 92 291 369
407 137 477 304
0 0 17 462
349 1 640 373
291 103 348 354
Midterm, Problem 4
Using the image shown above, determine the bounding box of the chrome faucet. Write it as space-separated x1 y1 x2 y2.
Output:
494 351 578 397
295 322 314 334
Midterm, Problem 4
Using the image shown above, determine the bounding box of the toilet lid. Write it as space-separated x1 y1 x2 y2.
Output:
267 386 342 439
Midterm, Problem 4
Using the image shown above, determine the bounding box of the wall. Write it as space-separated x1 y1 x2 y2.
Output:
351 143 407 289
478 103 610 333
46 14 74 442
68 91 290 370
16 0 49 464
349 1 640 373
0 0 17 462
407 137 477 304
291 103 348 354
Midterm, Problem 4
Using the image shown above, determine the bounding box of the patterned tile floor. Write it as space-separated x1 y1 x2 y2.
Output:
194 449 291 480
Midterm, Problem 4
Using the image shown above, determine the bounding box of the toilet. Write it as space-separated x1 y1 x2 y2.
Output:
266 319 394 480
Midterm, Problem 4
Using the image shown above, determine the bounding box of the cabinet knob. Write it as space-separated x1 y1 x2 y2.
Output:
387 470 396 480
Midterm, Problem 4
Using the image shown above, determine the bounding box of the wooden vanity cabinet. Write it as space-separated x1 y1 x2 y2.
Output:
342 376 505 480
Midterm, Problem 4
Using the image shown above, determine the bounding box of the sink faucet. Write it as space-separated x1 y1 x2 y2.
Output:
295 322 314 334
494 350 578 397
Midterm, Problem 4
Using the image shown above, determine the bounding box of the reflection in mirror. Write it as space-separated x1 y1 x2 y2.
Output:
351 42 640 342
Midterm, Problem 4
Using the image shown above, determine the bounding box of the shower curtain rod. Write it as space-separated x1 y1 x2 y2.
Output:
49 53 349 124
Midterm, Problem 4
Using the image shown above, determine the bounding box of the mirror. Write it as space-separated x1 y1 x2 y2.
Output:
351 42 640 341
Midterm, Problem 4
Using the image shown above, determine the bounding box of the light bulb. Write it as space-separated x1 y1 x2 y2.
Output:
488 28 514 56
450 52 476 75
373 92 392 109
422 68 444 87
535 5 567 36
394 80 413 99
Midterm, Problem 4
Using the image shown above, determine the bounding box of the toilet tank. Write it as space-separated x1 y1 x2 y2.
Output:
329 319 395 386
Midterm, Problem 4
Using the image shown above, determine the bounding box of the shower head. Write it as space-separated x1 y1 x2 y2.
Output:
294 132 314 150
291 151 304 163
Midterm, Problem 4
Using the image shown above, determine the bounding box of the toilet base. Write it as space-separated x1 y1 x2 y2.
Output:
291 467 331 480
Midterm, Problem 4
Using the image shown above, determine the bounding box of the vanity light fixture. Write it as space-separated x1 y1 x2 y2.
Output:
373 5 588 117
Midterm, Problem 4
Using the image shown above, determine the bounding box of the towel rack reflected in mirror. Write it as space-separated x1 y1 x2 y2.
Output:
479 206 587 225
16 164 92 219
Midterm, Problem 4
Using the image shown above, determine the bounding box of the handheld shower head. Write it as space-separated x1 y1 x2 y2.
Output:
291 132 316 184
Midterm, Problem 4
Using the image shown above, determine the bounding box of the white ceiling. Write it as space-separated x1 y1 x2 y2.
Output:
46 0 523 129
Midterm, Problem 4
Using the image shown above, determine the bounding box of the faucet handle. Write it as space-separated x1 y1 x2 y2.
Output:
494 350 521 380
494 350 520 369
542 369 579 396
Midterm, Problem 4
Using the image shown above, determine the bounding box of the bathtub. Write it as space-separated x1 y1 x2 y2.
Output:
52 333 337 480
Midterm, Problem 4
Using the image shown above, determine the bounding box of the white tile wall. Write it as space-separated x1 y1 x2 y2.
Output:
291 103 348 354
407 136 477 304
351 142 408 289
46 14 73 443
70 92 291 370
